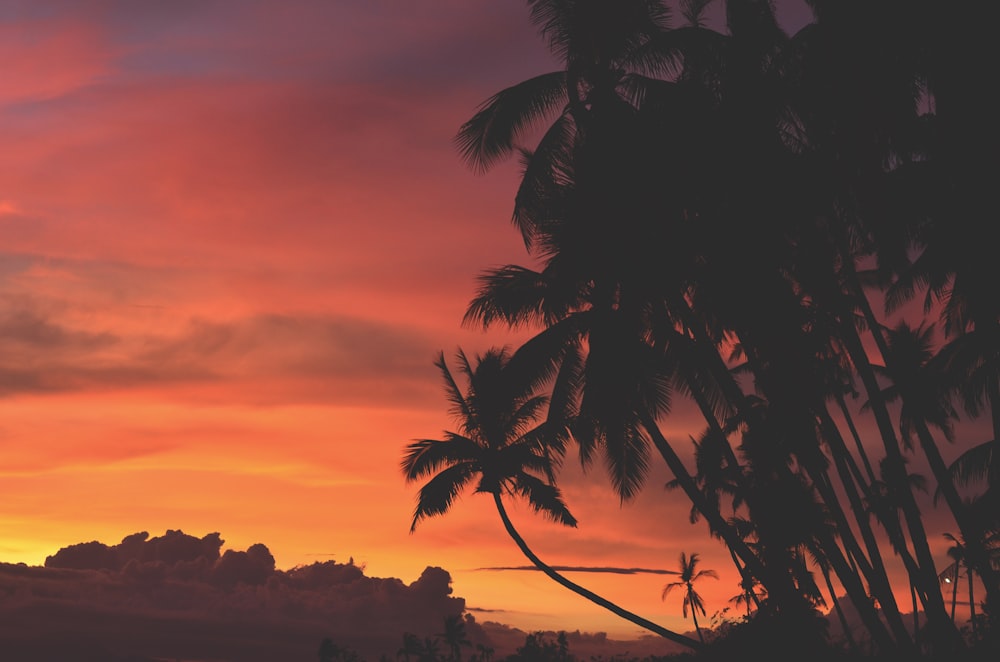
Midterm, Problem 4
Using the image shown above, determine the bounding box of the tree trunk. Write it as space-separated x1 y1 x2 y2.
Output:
491 493 703 651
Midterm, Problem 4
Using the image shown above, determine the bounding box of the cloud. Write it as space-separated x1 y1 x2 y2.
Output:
0 290 443 406
0 18 114 105
0 528 691 661
2 529 475 661
477 565 680 576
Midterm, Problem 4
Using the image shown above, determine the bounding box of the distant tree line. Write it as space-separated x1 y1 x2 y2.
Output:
403 1 998 660
320 622 674 662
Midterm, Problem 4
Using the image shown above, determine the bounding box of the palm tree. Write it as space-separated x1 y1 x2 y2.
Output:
452 1 987 656
419 637 441 662
661 551 718 643
460 6 878 653
938 530 1000 641
398 632 423 662
873 321 1000 612
402 347 702 650
728 574 762 619
473 643 494 662
439 614 471 662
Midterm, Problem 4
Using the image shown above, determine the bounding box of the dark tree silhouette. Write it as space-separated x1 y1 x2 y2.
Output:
417 1 1000 658
402 348 702 650
661 552 718 644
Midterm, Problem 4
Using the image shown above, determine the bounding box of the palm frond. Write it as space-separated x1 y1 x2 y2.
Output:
506 319 581 394
513 112 577 248
679 0 713 28
455 71 568 173
519 421 570 475
410 463 478 532
435 351 474 427
512 471 578 527
401 434 481 481
946 440 994 488
508 394 551 439
462 265 579 329
601 421 651 502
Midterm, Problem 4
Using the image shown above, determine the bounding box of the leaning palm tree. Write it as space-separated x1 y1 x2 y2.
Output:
661 552 718 643
403 347 702 650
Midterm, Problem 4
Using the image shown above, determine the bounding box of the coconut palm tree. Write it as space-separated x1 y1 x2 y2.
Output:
439 614 471 662
460 4 892 651
661 552 718 643
453 1 986 656
473 643 494 662
728 573 762 620
945 528 1000 640
402 347 702 650
870 321 1000 611
397 633 423 662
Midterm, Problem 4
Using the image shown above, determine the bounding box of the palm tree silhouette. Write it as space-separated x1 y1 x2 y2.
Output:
403 347 702 650
397 632 423 662
661 552 718 643
439 614 471 662
938 531 999 641
446 0 997 657
473 642 494 662
729 573 762 620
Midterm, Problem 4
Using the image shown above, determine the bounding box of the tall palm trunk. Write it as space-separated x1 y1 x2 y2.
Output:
819 558 860 655
638 411 819 621
950 564 959 620
968 562 978 640
689 597 704 644
912 418 1000 608
816 410 913 646
491 493 702 651
835 306 959 649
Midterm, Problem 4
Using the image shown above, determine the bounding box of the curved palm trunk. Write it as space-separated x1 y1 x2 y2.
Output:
491 493 702 651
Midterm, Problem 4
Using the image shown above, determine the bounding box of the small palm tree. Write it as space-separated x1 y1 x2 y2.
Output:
729 574 763 619
403 347 702 650
397 632 423 662
661 552 718 643
473 642 494 662
440 614 471 662
419 637 441 662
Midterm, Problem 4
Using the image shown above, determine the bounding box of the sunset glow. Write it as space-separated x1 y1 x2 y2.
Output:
0 2 987 657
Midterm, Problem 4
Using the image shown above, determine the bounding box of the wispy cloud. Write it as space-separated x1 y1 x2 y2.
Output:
476 565 679 576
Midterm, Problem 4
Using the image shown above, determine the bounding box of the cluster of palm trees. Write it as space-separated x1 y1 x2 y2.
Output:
403 1 998 658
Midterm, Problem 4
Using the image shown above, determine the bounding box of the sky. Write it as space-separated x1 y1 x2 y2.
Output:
0 0 976 652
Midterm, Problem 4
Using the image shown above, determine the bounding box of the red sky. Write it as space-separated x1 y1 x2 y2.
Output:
0 0 975 646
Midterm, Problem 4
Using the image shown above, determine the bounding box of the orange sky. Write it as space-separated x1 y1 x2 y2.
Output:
0 0 977 643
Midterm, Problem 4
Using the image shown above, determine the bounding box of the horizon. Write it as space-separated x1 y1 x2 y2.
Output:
0 525 947 661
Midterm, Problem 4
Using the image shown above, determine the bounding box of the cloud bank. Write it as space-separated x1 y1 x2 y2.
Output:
0 529 689 661
1 529 473 661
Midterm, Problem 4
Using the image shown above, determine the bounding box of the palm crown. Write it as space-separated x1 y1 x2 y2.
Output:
402 348 575 532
